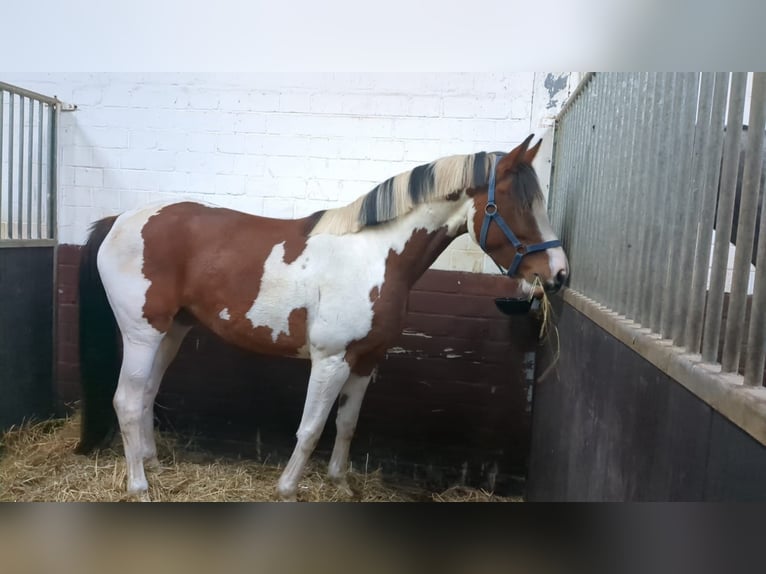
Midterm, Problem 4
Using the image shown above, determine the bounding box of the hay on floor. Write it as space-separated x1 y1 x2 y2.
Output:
0 416 519 502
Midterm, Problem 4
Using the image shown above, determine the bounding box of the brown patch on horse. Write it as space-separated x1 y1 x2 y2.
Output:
344 226 454 376
140 202 312 355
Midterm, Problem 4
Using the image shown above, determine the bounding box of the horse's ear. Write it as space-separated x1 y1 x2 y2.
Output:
524 138 543 164
497 134 535 175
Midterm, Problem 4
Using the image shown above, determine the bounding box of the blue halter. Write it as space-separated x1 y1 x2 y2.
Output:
479 154 562 277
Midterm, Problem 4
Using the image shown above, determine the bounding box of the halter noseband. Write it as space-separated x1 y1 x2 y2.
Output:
479 154 562 277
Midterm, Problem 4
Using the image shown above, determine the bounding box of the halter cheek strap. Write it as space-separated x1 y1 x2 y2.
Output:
479 154 562 277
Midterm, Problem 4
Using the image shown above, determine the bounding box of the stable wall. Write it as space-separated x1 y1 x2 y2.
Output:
527 297 766 501
2 72 576 272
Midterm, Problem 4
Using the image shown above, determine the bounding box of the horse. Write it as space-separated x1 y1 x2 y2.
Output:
74 134 569 501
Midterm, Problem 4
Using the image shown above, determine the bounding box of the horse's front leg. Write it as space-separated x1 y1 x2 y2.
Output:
327 372 373 491
277 353 351 501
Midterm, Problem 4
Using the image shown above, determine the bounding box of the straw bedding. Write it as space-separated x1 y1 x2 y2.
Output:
0 415 518 502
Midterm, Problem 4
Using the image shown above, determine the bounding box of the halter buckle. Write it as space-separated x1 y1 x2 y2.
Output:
484 202 497 215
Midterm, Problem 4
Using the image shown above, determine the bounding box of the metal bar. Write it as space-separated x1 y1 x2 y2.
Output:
685 72 729 353
18 96 25 237
745 153 766 386
604 73 626 309
654 73 684 335
660 73 699 338
646 73 676 332
703 73 748 362
0 90 4 238
37 100 43 239
0 81 60 106
583 74 612 302
7 93 14 239
639 74 668 328
615 74 640 312
723 72 766 373
27 96 34 239
0 238 57 248
49 102 58 241
630 73 658 324
672 73 712 344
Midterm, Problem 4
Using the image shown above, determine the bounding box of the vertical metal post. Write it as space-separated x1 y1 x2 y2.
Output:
605 74 628 310
49 102 58 241
617 73 642 314
722 72 766 373
37 100 44 239
745 165 766 386
645 73 675 332
639 74 668 328
685 72 729 353
0 90 4 236
7 93 14 239
656 73 681 335
703 73 748 363
671 73 712 344
27 96 34 240
660 73 698 338
18 96 25 237
629 73 657 324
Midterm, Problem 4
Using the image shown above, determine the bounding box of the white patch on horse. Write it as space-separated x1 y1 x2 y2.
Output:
98 202 167 343
246 201 466 358
219 308 231 320
532 197 569 281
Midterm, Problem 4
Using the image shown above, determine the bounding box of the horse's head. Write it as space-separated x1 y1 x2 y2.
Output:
468 135 569 298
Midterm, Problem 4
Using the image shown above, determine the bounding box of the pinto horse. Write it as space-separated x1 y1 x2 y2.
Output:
75 134 569 501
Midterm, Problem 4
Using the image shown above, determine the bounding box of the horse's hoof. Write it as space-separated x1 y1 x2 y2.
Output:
144 456 161 471
329 475 354 498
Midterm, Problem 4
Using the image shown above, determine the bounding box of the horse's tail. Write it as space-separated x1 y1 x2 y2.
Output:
74 215 120 454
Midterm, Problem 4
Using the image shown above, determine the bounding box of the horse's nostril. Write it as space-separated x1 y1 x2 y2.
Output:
556 269 568 285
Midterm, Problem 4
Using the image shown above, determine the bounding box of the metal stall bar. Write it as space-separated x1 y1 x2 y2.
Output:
746 152 766 386
725 72 766 374
37 100 44 239
638 74 669 327
49 99 58 241
27 96 34 239
671 73 712 344
655 73 687 337
660 74 698 338
686 72 729 353
628 73 657 324
0 90 3 231
645 73 675 333
605 74 632 310
7 93 14 239
703 73 748 363
618 73 641 311
18 95 25 237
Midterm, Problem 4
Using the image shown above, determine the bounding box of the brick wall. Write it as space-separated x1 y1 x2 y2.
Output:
4 73 577 273
56 244 542 493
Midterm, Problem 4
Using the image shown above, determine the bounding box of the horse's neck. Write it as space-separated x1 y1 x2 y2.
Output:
366 199 470 286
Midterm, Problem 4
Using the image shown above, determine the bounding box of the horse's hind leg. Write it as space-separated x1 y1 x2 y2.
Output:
113 335 163 497
277 353 351 501
327 372 372 488
140 322 191 470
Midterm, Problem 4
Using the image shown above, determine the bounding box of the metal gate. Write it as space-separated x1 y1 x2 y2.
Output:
527 73 766 500
0 81 59 429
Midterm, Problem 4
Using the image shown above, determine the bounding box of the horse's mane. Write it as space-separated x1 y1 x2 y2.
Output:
309 151 501 236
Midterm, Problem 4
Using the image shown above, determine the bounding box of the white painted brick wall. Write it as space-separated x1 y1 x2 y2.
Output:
2 72 578 273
